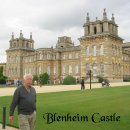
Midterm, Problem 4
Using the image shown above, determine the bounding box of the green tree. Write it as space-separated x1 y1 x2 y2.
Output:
0 66 3 77
39 73 49 85
63 75 76 85
0 66 7 84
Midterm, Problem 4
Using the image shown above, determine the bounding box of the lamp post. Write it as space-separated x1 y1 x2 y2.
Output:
87 70 92 89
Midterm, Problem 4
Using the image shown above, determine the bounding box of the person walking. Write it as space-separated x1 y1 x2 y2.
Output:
9 74 36 130
80 77 85 90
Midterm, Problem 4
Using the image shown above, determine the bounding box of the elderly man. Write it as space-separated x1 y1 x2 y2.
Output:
9 74 36 130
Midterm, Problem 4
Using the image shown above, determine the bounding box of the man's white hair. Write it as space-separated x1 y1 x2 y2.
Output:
23 74 33 80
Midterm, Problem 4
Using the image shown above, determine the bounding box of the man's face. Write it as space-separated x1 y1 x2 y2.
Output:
24 76 33 87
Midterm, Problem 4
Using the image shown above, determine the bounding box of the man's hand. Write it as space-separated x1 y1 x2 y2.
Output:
9 116 14 124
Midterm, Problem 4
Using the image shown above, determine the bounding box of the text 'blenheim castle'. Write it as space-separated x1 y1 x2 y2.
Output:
1 9 130 83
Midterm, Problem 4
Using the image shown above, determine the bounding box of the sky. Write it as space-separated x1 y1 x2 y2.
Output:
0 0 130 62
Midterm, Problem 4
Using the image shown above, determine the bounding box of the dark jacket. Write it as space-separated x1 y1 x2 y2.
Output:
10 85 36 116
80 79 85 86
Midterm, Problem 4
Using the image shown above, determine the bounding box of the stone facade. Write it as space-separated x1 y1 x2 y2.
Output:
79 9 123 81
0 9 130 82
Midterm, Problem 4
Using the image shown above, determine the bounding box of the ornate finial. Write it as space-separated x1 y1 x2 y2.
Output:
86 12 90 22
103 8 107 20
111 13 115 22
96 17 98 21
30 32 32 40
12 32 14 39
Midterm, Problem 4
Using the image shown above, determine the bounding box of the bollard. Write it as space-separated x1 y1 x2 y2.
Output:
2 106 6 129
89 70 91 89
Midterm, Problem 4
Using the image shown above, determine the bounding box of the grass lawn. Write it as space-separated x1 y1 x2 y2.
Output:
0 86 130 130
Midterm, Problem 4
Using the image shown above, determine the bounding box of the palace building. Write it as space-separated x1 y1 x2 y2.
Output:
1 9 130 83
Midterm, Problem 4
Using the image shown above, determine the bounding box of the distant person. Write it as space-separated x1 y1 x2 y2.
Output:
17 80 22 87
15 79 22 87
80 77 85 90
9 74 36 130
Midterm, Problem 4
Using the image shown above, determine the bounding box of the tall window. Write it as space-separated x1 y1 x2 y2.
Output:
75 65 79 74
86 64 90 75
113 63 115 74
93 64 97 76
39 53 42 60
54 66 56 75
24 68 27 75
93 46 96 56
62 65 66 74
112 44 114 56
86 46 89 56
63 54 66 59
75 53 79 59
47 54 50 59
100 45 104 55
94 26 97 34
8 68 11 77
47 66 50 75
16 56 18 63
69 65 72 74
100 64 104 76
8 56 10 63
33 66 35 74
38 65 42 74
69 54 72 59
29 68 32 74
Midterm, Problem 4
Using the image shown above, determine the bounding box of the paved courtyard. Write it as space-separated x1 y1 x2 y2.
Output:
0 82 130 130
